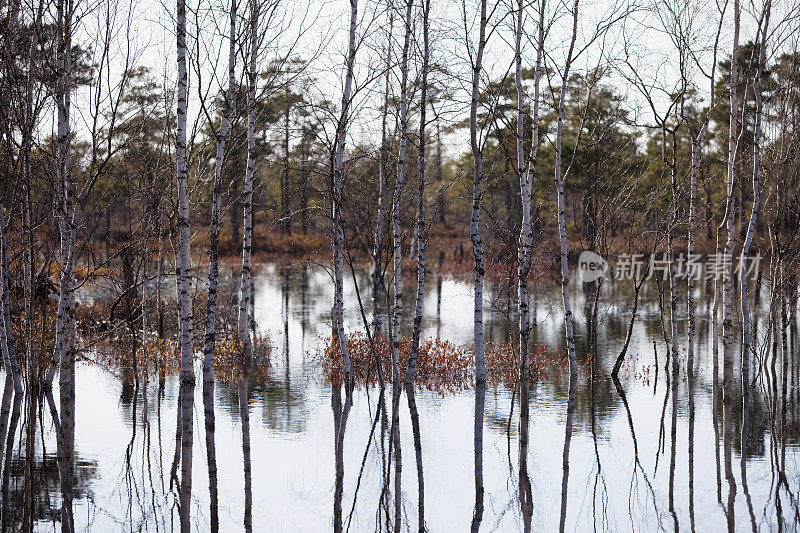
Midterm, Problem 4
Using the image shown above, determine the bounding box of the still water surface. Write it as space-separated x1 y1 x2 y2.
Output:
11 262 800 531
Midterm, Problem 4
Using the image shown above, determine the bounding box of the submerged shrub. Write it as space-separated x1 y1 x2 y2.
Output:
321 333 567 392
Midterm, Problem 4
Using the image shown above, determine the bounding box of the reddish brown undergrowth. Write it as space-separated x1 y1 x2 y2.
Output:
91 334 271 384
321 332 583 392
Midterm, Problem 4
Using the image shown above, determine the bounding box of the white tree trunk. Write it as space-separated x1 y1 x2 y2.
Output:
53 1 76 528
390 0 413 385
517 0 545 376
406 0 430 385
555 0 579 373
0 203 22 394
740 0 769 470
48 0 76 391
721 0 740 484
202 1 236 529
175 0 194 527
239 0 258 352
372 9 393 337
469 0 488 383
331 0 359 389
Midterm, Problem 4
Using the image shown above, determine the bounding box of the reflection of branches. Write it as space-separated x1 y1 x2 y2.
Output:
612 375 661 531
471 380 486 533
1 389 21 531
333 384 353 533
406 383 426 533
346 390 385 533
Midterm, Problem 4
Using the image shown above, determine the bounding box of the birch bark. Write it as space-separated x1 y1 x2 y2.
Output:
555 0 579 373
202 1 237 529
331 0 359 390
469 0 488 383
390 0 413 384
721 0 740 484
0 204 22 394
406 0 430 385
517 0 545 376
740 0 770 469
238 0 259 353
175 0 195 526
373 7 393 337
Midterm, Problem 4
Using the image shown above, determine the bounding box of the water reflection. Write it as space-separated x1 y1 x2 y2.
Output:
0 262 796 530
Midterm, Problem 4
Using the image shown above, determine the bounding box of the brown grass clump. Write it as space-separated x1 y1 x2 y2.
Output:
92 334 272 384
321 333 578 392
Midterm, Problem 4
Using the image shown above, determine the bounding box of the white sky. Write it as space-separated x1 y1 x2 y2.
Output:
37 0 800 160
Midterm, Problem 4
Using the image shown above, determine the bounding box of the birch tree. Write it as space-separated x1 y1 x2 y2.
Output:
721 0 741 485
239 0 259 352
740 0 770 472
0 202 22 396
175 0 195 525
517 0 545 377
373 5 394 337
390 0 413 385
554 2 580 530
406 0 431 385
202 0 237 528
554 0 579 376
469 0 489 384
331 0 359 390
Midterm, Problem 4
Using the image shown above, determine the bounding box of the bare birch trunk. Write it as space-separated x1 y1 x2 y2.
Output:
722 0 740 485
52 0 77 528
282 100 291 234
517 0 545 376
202 1 237 529
331 0 359 390
389 0 413 385
740 0 769 471
555 5 580 530
0 204 22 394
1 3 24 399
406 0 430 385
239 0 258 353
373 7 394 338
48 0 75 390
175 0 195 526
469 0 488 383
555 0 579 373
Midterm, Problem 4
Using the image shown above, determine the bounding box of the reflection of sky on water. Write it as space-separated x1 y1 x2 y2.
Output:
13 261 799 531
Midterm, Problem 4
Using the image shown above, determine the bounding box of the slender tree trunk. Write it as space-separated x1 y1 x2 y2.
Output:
175 0 195 527
555 5 580 531
406 0 430 385
373 7 393 338
331 0 359 391
517 0 545 376
0 203 22 393
469 0 488 383
436 122 445 225
52 0 76 529
48 0 75 390
301 137 309 234
390 0 413 384
555 0 579 373
238 0 258 355
202 2 236 529
740 0 769 473
282 98 291 234
722 0 740 487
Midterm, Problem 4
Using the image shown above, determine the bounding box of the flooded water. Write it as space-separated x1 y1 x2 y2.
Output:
6 261 800 531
